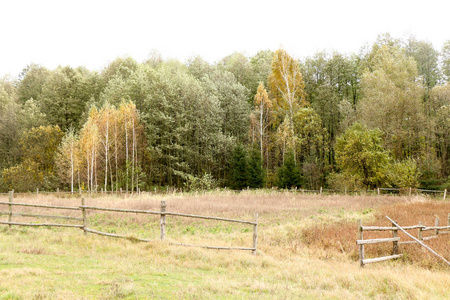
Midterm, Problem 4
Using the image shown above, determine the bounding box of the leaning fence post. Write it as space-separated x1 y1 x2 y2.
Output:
160 200 167 241
418 221 423 241
81 198 87 235
358 219 364 267
435 216 439 236
392 220 398 255
8 190 14 228
252 212 258 255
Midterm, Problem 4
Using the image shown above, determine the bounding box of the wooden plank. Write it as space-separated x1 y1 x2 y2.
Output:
160 200 166 241
392 221 398 255
362 225 425 231
0 221 82 228
0 211 82 221
169 242 255 251
356 237 400 245
386 216 450 267
363 254 402 264
422 236 438 241
84 228 152 242
81 198 87 235
399 240 419 245
435 217 440 236
252 212 258 255
418 221 423 241
80 206 257 225
0 201 80 211
80 205 160 215
422 226 450 231
358 219 364 267
8 191 13 229
417 189 444 193
164 212 257 225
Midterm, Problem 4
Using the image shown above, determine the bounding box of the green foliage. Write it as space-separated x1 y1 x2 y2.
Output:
184 173 218 191
1 125 64 192
387 158 421 188
228 144 248 190
1 159 44 192
247 147 264 188
335 123 390 188
358 43 425 160
20 125 64 173
327 172 363 192
1 39 449 192
276 151 302 189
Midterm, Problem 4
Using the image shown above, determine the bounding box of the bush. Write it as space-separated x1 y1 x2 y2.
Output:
326 172 363 192
184 173 218 191
387 158 421 188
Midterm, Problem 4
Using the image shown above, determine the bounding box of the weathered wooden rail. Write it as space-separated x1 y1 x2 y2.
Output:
357 214 450 267
0 191 258 254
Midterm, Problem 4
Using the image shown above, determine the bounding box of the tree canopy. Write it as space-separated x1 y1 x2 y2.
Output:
1 33 450 192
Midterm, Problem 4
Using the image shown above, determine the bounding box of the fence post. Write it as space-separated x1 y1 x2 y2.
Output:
252 212 258 255
448 213 450 227
81 198 87 235
8 190 14 229
409 187 412 196
37 188 39 194
418 221 423 241
435 216 439 236
392 220 398 255
358 219 364 267
160 200 167 241
320 187 323 196
444 189 447 200
377 187 380 196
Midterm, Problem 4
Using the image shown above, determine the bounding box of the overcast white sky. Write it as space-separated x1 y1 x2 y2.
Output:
1 0 449 78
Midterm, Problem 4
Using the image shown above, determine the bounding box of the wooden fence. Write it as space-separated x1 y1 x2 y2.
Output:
0 191 258 254
357 215 450 267
1 186 447 199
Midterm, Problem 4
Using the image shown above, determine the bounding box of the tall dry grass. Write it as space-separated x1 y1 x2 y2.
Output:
1 191 450 298
303 198 450 269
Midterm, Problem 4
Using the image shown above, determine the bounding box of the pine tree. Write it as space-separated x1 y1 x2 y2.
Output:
247 146 264 188
229 144 248 190
276 151 302 189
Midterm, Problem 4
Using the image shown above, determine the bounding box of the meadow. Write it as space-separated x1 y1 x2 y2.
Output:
0 190 449 299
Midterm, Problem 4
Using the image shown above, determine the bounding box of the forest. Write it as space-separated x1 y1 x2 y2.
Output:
0 33 449 193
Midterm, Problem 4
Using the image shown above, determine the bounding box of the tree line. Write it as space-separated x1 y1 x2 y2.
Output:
1 33 450 192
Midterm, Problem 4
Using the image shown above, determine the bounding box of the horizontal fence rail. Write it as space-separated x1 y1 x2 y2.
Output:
0 193 258 254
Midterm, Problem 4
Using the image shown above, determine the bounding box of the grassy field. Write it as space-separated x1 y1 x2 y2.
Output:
0 190 449 299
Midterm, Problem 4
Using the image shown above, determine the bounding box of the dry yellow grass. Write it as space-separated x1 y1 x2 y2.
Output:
0 190 449 299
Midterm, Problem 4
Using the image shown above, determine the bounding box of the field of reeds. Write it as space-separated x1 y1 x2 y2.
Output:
0 190 449 299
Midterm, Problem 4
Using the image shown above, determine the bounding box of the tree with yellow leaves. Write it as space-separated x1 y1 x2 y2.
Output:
269 49 308 164
253 82 272 167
